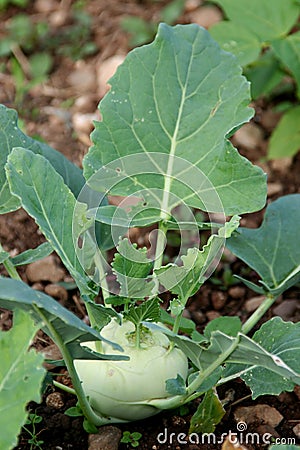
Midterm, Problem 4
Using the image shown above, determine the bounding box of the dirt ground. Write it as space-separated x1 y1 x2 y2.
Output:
0 1 300 449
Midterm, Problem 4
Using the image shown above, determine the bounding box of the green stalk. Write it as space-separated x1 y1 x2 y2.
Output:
32 305 109 426
242 292 277 335
94 250 110 305
0 243 21 280
153 220 168 271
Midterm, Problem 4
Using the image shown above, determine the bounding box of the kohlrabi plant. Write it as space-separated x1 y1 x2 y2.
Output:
0 23 300 450
208 0 300 160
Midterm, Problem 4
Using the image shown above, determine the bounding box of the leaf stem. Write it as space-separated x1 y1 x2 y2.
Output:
0 243 21 280
153 221 168 272
242 292 277 335
32 305 109 426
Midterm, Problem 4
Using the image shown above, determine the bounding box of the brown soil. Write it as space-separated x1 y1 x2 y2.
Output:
0 1 300 449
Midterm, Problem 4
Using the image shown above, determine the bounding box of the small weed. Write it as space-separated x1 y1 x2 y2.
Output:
23 412 44 450
121 431 143 448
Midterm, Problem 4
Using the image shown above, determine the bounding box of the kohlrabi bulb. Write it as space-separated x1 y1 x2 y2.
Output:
74 319 188 421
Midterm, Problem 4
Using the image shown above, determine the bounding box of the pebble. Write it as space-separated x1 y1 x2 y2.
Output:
211 290 227 310
191 310 206 324
46 392 64 409
45 283 68 302
190 5 223 28
42 343 63 370
234 404 283 428
26 255 65 283
244 295 265 312
72 112 99 135
88 426 122 450
97 55 126 98
293 423 300 438
270 157 293 173
74 94 96 113
256 424 280 439
206 310 221 321
233 123 264 151
272 299 299 320
228 286 246 299
267 182 282 197
34 0 58 13
221 436 248 450
68 62 96 93
185 0 203 13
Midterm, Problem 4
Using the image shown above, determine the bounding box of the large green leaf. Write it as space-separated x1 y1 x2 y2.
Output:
209 21 261 66
268 106 300 160
0 277 125 360
212 0 299 40
227 318 300 398
226 194 300 295
0 309 45 450
271 32 300 98
83 24 266 217
6 148 96 298
0 105 85 213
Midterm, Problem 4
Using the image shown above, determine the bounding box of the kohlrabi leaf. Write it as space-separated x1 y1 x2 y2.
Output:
204 316 242 339
209 21 261 66
271 32 300 98
165 373 186 396
189 389 225 434
234 318 300 398
268 106 300 160
85 301 121 332
269 446 300 450
11 242 53 266
171 325 300 392
0 249 10 264
0 105 85 214
0 278 125 360
124 297 161 327
112 238 155 298
155 217 240 303
83 24 266 218
226 194 300 295
0 309 45 450
6 148 95 298
210 0 300 65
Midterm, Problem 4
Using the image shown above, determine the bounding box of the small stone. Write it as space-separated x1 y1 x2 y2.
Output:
73 95 96 113
72 112 99 135
31 282 44 291
88 426 122 450
211 290 227 310
34 0 58 13
270 157 293 173
182 308 192 319
228 286 246 299
293 423 300 438
68 63 96 93
46 392 64 409
257 424 280 439
49 9 69 27
273 299 298 320
191 5 223 28
26 255 65 283
244 295 265 312
267 182 282 197
233 123 264 151
45 283 68 302
206 310 221 321
43 343 63 370
97 55 126 98
185 0 203 13
191 310 206 324
234 404 283 428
